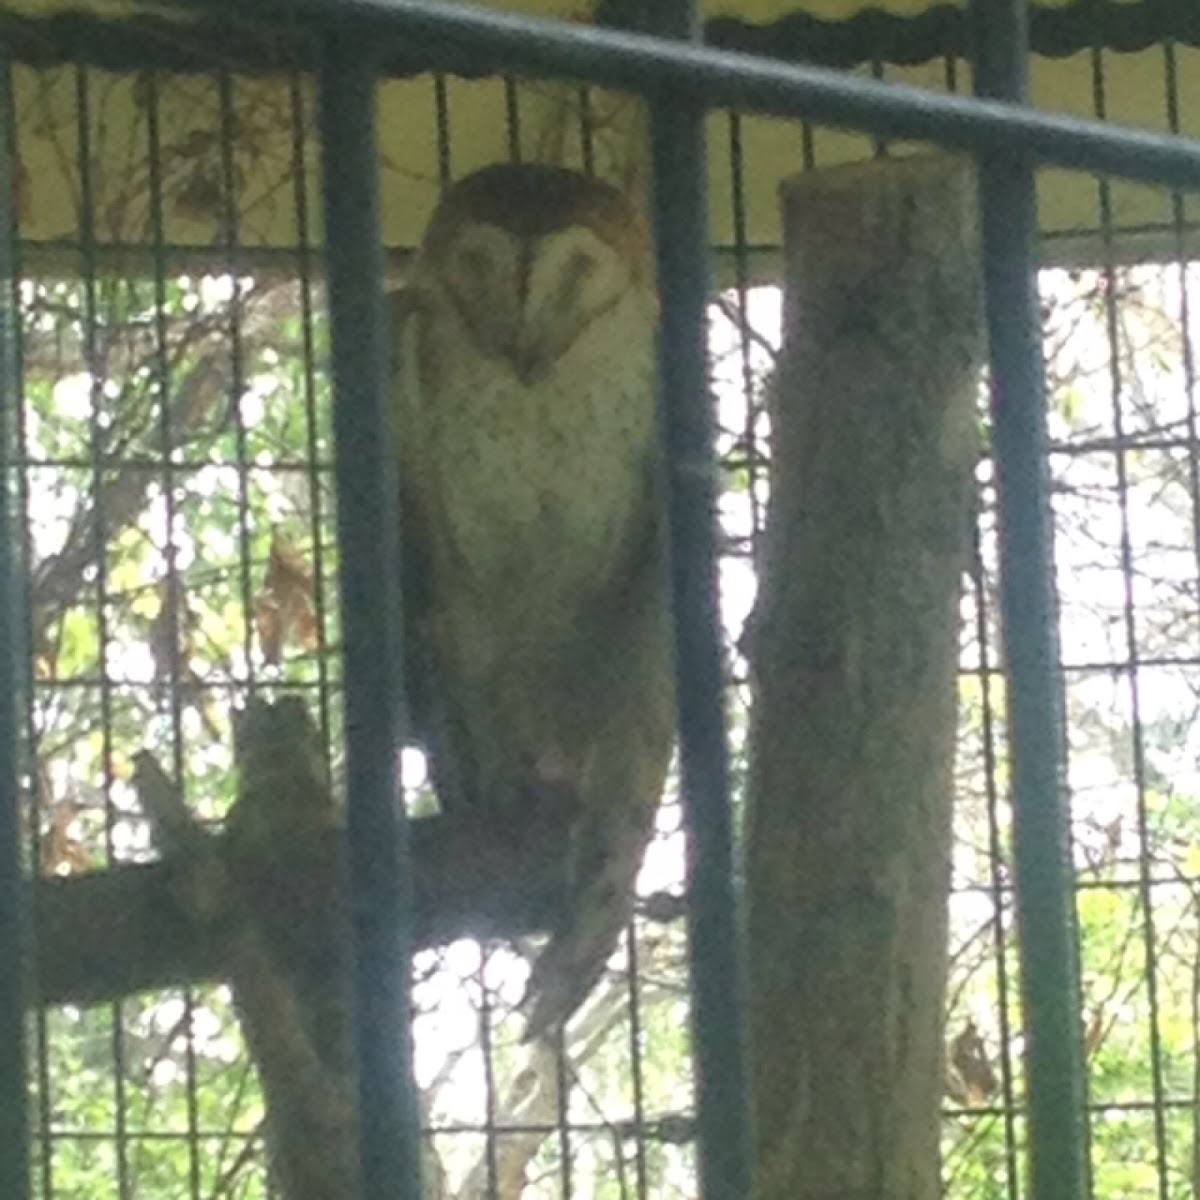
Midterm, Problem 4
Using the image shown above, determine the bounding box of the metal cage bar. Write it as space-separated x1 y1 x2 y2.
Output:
194 0 1200 190
0 44 29 1200
317 34 424 1200
3 0 1200 1198
1091 47 1171 1200
971 2 1089 1198
648 3 754 1196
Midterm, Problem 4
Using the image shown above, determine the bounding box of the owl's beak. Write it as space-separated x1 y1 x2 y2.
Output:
512 340 553 386
510 319 588 385
508 245 551 384
478 316 553 384
503 239 581 383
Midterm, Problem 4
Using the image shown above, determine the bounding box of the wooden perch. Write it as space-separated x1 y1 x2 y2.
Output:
747 155 983 1200
121 698 362 1199
33 757 572 1010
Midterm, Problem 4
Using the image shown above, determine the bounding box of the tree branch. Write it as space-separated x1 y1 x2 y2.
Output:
33 806 572 1008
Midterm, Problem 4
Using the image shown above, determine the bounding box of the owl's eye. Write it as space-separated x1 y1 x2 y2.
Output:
565 251 596 284
455 246 492 281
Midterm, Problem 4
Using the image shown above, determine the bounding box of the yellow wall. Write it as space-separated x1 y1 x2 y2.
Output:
6 0 1198 267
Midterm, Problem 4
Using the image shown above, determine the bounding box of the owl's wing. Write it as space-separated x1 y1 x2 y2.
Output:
388 288 470 813
521 464 676 1039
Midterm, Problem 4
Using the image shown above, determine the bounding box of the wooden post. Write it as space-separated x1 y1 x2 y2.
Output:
747 155 983 1200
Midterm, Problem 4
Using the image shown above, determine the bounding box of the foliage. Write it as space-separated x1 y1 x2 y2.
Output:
945 263 1200 1199
13 69 1200 1197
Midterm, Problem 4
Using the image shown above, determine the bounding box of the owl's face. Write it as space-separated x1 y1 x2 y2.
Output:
416 165 652 385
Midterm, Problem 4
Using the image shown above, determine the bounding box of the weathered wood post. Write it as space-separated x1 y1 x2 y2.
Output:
747 155 983 1200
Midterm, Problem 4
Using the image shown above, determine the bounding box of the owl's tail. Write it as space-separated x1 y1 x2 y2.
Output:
519 506 675 1041
520 710 674 1042
520 806 653 1042
521 881 637 1042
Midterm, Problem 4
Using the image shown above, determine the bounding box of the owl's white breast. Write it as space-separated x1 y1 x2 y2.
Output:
399 280 660 623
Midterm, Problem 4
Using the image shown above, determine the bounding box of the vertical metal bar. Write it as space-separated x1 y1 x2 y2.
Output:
1163 46 1200 714
0 43 29 1200
553 1043 573 1199
648 4 753 1198
503 77 522 164
145 67 190 874
216 72 258 691
869 55 888 157
72 65 133 1200
578 86 596 176
726 112 764 553
317 33 423 1200
432 75 452 190
970 2 1088 1198
799 121 815 171
624 929 650 1200
288 72 335 764
969 543 1022 1200
477 951 500 1200
144 73 206 1197
1090 49 1170 1200
12 75 50 1200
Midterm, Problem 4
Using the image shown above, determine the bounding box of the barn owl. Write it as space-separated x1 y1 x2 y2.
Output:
390 163 677 1038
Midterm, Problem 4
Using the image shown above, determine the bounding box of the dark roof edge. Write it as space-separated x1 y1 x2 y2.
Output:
1 0 1196 76
705 0 1200 69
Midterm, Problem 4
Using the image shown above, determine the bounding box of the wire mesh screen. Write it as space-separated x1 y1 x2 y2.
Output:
4 21 1200 1200
15 67 341 1199
10 62 702 1200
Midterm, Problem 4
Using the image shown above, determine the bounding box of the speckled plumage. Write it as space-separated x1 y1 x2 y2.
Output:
391 164 676 1037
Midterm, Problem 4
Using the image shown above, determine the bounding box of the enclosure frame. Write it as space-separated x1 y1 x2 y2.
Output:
5 0 1200 1197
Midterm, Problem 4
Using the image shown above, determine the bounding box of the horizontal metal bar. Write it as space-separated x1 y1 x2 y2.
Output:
183 0 1200 191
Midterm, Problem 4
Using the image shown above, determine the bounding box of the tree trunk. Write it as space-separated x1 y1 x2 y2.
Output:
746 155 983 1200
